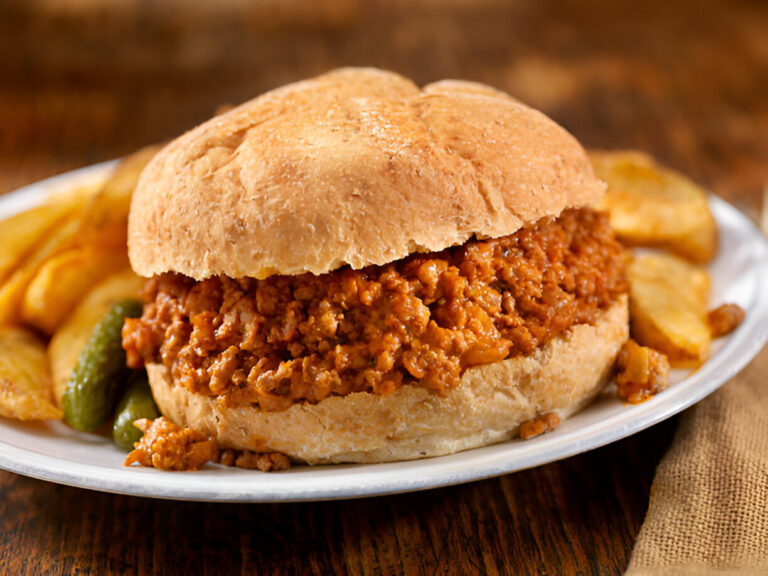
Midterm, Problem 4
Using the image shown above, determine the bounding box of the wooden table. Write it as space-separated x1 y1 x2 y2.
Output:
1 1 765 573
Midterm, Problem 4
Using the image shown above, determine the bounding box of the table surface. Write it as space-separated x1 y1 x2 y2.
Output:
0 0 766 573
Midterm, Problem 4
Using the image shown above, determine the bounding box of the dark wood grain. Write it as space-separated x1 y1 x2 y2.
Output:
0 0 765 573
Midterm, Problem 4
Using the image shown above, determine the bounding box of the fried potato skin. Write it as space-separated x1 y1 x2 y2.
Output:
77 144 161 250
21 245 130 335
0 217 81 326
628 253 711 367
590 150 718 264
0 327 62 420
0 186 96 285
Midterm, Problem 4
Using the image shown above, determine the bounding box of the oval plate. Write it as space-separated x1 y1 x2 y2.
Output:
0 162 767 502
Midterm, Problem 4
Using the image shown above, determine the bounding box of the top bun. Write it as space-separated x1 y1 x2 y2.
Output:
128 68 604 280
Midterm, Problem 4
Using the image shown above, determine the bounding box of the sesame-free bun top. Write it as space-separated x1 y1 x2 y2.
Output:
128 68 605 280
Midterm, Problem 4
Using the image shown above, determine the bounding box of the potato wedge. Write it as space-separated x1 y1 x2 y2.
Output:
0 217 80 326
49 269 144 406
628 253 711 367
0 326 62 420
78 144 161 249
0 186 92 285
590 150 718 264
21 245 130 335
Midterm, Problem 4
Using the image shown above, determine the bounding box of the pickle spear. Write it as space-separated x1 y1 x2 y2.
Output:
112 371 159 451
63 299 143 431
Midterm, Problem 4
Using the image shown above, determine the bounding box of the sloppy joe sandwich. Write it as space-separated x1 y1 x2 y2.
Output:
122 68 630 464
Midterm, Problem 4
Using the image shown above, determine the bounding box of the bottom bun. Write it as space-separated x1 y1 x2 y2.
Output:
148 294 628 464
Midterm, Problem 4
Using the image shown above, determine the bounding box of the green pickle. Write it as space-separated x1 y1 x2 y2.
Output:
63 299 143 431
112 371 159 451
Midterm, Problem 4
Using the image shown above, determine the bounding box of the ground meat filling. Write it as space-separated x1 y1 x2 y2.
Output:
123 208 628 411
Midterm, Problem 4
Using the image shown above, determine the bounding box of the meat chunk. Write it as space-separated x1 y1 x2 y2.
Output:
614 340 671 404
124 417 217 471
124 417 292 472
520 412 561 440
217 449 291 472
708 303 745 338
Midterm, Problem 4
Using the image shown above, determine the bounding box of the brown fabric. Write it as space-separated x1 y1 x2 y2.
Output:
627 350 768 575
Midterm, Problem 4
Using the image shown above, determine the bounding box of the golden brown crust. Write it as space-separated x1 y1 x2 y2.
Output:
147 295 628 464
128 67 605 279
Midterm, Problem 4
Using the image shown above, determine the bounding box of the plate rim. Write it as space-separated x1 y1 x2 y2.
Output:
0 165 766 502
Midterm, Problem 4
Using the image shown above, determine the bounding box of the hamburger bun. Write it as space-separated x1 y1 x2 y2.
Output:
129 67 605 280
126 68 628 464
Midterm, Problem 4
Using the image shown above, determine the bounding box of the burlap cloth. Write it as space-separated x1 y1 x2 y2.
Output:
626 349 768 575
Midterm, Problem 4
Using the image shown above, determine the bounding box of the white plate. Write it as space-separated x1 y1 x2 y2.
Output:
1 162 767 502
